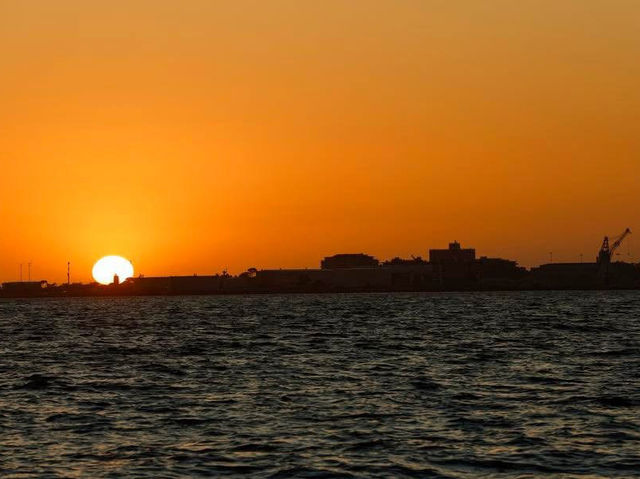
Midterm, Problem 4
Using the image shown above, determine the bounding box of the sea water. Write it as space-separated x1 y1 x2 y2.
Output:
1 292 639 478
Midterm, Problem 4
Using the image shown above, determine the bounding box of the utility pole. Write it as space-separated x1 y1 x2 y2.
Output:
580 253 583 263
549 252 553 264
67 262 71 285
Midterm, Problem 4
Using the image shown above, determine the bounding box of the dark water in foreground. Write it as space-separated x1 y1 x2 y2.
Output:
1 292 639 478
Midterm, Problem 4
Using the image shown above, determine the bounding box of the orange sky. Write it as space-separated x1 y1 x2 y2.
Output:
1 0 639 283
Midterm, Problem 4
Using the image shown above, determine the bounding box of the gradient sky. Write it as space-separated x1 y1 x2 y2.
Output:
1 0 639 283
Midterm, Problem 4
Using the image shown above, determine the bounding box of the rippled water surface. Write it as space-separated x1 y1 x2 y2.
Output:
1 292 640 478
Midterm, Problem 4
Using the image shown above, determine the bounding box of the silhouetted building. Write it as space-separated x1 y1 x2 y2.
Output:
474 256 526 280
381 256 428 267
254 265 428 292
255 269 332 290
530 261 640 289
321 253 379 270
530 262 600 289
429 241 477 284
381 258 434 288
1 281 47 294
124 275 244 295
429 241 476 264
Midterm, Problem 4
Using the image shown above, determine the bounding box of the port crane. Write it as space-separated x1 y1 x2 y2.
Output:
597 228 632 264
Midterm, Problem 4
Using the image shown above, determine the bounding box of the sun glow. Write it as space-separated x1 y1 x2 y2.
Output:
92 256 134 285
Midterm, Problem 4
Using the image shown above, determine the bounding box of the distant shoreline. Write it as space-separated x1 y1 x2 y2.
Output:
3 243 639 297
2 285 639 299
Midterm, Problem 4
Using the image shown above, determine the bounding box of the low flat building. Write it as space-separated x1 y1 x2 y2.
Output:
125 275 229 295
530 261 640 289
474 256 526 280
254 266 425 291
321 253 379 270
1 281 47 294
254 269 332 290
529 262 600 289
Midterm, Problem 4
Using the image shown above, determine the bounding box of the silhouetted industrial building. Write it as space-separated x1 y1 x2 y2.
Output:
321 253 379 270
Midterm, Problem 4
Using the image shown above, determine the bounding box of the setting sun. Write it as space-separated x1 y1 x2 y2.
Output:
92 256 134 285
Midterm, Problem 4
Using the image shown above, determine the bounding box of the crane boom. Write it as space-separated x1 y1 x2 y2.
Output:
610 228 631 256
